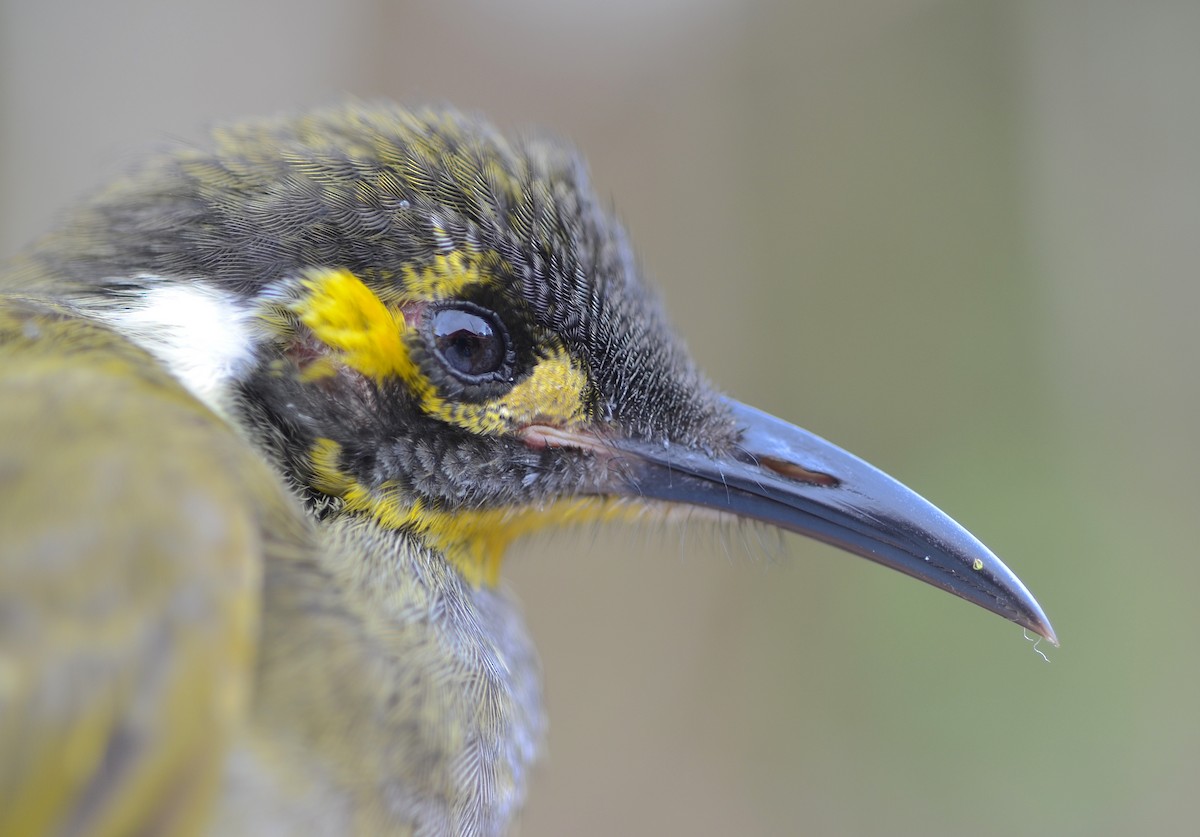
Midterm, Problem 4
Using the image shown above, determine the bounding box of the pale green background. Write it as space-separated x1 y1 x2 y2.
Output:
3 2 1196 834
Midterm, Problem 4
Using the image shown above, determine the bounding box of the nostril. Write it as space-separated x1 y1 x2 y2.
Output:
758 455 840 487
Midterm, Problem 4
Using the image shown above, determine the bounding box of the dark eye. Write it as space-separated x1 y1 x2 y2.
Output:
430 306 508 380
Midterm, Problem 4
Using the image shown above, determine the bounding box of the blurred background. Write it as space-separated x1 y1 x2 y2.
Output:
3 1 1197 834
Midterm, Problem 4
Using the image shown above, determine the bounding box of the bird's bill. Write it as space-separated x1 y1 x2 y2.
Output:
596 398 1057 645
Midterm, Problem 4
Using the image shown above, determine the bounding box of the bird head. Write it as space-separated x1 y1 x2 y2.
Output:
27 103 1054 641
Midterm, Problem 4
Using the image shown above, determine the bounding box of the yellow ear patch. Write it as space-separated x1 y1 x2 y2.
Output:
291 268 417 382
310 438 641 585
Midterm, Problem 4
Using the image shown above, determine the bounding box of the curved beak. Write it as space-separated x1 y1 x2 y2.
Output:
598 398 1056 644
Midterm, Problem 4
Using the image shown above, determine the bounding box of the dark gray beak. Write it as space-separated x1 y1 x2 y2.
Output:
604 398 1057 644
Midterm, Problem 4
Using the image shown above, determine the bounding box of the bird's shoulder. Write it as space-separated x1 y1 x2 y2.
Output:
0 294 309 837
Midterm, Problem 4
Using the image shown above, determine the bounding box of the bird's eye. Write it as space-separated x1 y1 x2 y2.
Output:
430 306 509 381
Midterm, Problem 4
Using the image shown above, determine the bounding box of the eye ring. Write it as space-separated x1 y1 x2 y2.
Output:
425 302 514 383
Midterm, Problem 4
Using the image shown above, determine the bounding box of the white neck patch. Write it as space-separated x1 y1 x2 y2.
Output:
95 278 257 416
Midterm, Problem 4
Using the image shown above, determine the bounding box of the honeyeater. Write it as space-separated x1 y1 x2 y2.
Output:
0 102 1055 836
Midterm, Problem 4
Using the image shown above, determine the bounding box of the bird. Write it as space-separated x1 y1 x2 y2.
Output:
0 102 1056 836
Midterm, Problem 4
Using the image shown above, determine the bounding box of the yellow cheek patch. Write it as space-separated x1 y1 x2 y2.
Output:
425 346 590 434
310 439 641 585
288 267 591 434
